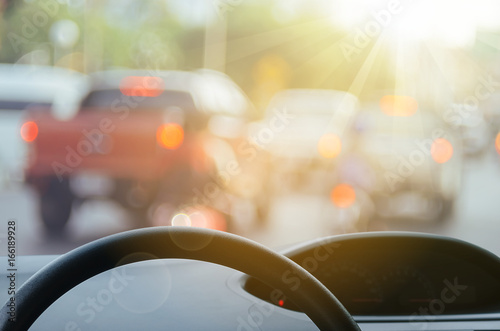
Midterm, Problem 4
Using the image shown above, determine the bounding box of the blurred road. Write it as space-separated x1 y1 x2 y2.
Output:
1 148 500 256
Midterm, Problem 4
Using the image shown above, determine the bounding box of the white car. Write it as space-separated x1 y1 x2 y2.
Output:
250 89 359 196
351 104 463 221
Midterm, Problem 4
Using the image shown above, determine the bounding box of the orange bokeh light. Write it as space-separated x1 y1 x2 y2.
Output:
495 132 500 155
20 121 38 142
156 123 184 150
380 95 418 117
330 184 356 208
318 134 342 158
189 208 227 232
431 138 453 164
120 76 165 97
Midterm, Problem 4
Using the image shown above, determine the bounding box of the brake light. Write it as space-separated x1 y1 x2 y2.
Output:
20 121 38 142
495 132 500 155
330 184 356 208
380 95 418 117
156 123 184 150
120 76 165 97
431 138 453 164
318 133 342 159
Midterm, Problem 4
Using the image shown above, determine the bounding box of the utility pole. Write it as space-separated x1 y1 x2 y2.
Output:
203 7 227 72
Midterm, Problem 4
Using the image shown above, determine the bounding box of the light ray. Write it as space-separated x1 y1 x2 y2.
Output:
225 18 332 63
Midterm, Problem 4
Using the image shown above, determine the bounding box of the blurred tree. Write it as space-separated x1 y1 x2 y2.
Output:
0 0 397 113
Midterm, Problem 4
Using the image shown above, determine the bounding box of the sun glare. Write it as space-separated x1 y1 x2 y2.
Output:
328 0 499 47
380 95 417 117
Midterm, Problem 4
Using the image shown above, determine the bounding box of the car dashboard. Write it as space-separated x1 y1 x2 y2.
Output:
2 232 500 331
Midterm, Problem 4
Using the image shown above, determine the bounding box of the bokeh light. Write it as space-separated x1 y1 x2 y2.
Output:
189 208 227 232
495 132 500 155
330 184 356 208
120 76 165 97
318 133 342 158
20 121 38 142
171 213 191 227
380 95 418 117
431 138 453 164
156 123 184 150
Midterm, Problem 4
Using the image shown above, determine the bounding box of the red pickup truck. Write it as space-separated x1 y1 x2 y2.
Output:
24 70 247 237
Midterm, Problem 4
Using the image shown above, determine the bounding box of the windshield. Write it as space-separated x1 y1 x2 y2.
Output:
0 0 499 260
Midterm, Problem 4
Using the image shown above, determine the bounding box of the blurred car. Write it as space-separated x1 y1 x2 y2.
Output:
24 69 246 236
246 89 361 225
350 101 463 221
443 103 492 157
0 64 85 187
253 89 359 190
484 91 500 133
459 114 491 157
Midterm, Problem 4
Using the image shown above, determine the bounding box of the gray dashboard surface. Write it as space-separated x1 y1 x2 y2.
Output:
1 256 500 330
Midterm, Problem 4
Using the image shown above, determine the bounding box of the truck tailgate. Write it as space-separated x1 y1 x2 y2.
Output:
26 109 185 180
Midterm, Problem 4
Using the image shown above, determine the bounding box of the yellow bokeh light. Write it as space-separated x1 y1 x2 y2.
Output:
380 95 418 117
156 123 184 150
171 213 191 227
318 134 342 159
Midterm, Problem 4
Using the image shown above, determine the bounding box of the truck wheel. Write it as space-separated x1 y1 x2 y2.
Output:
112 180 159 228
40 177 74 238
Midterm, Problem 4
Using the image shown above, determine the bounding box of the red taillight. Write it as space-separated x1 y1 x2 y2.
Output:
120 76 165 97
20 121 38 142
330 183 356 208
156 123 184 150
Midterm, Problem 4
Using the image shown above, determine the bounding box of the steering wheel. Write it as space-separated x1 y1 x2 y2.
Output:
0 227 360 331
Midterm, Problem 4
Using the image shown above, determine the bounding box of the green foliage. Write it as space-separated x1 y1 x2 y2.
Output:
0 0 397 107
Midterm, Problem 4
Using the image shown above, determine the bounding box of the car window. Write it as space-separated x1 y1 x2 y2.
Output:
80 89 198 112
0 100 52 110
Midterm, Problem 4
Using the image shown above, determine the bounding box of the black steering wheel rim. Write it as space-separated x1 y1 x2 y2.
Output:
0 227 360 331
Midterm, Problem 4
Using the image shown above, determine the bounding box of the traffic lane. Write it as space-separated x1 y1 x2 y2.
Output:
1 148 500 256
0 185 133 256
0 185 41 256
